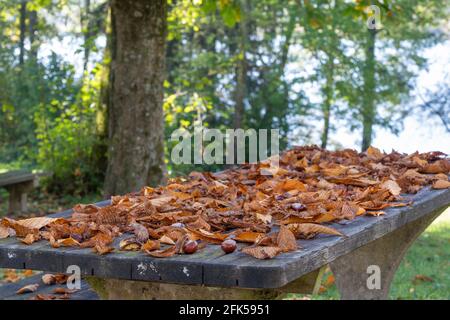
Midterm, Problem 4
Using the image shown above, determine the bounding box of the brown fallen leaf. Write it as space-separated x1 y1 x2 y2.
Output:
366 211 385 217
42 274 56 285
141 239 161 252
287 223 343 239
323 274 335 287
119 237 141 251
53 287 78 294
150 196 174 207
318 285 328 293
280 216 315 225
313 212 336 223
326 176 378 187
16 283 39 294
255 233 277 246
3 216 62 239
0 225 12 239
22 270 34 277
432 179 450 189
413 274 433 284
159 234 176 245
420 160 450 174
145 245 177 258
57 237 80 247
339 202 360 220
433 173 449 181
21 233 39 245
276 225 298 252
233 231 265 244
93 243 114 255
381 179 402 196
255 213 272 224
241 246 282 259
54 274 69 284
130 222 149 243
30 294 57 300
281 179 307 192
187 228 228 244
187 216 211 231
4 269 20 283
366 146 384 160
1 217 39 238
17 217 61 230
169 191 192 200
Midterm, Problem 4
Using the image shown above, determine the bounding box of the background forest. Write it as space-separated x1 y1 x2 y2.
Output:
0 0 449 195
0 0 449 300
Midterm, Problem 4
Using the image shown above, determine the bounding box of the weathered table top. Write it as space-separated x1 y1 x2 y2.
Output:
1 187 449 289
0 170 37 188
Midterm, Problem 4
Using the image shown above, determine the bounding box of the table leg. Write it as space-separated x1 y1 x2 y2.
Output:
86 267 325 300
329 207 445 300
86 277 282 300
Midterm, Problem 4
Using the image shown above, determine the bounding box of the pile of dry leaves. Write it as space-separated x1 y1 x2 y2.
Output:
1 146 449 260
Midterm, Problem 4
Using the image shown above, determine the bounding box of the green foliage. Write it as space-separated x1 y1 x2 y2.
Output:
34 60 106 194
0 0 108 194
0 0 449 190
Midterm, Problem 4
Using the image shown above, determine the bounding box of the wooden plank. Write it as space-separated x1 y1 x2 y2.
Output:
0 186 449 289
0 171 36 188
0 170 30 181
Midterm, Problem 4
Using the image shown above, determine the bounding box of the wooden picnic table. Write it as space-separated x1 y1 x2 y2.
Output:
1 186 449 300
0 170 40 214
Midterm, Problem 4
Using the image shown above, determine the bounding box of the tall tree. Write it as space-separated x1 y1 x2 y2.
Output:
361 25 377 151
28 6 38 61
104 0 167 196
232 0 248 130
18 0 27 65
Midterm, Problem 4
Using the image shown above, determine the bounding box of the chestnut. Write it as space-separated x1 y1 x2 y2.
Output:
182 240 198 254
221 239 237 254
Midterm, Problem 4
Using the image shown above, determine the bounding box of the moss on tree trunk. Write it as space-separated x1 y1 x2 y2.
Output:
104 0 167 196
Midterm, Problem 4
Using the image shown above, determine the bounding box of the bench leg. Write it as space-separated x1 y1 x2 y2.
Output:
20 192 28 213
7 186 22 215
329 207 445 300
6 182 33 215
85 267 326 300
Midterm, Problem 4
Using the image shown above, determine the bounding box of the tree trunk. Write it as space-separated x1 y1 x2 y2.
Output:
82 0 91 72
361 27 377 151
233 0 249 130
104 0 167 197
321 55 334 149
28 9 38 61
19 1 27 65
320 1 337 150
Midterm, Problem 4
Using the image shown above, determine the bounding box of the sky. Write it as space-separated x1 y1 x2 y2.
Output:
341 41 450 154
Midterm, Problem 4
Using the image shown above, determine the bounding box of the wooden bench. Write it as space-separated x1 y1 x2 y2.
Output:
0 170 39 215
0 273 98 300
0 187 449 300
